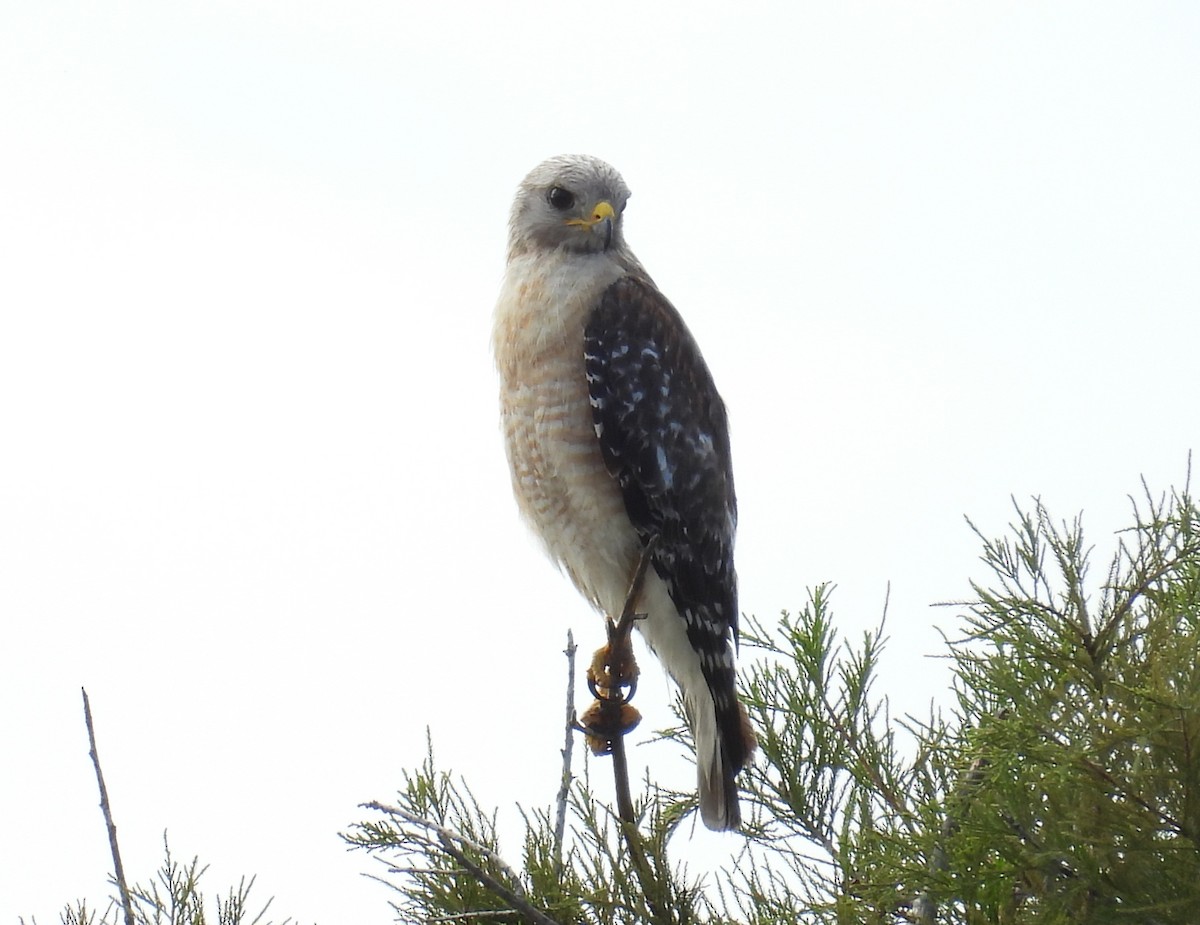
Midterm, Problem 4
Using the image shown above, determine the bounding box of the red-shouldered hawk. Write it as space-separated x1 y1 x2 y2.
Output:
493 155 755 831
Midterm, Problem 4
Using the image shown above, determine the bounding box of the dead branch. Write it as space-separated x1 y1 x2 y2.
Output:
82 688 135 925
554 629 576 874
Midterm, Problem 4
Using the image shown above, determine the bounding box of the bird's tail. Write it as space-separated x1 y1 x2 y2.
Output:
691 685 756 831
634 573 755 830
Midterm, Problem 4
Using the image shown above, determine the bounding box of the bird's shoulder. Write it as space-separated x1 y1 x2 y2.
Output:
585 275 722 411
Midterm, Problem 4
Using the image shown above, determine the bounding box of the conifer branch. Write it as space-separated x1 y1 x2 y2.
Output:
363 800 563 925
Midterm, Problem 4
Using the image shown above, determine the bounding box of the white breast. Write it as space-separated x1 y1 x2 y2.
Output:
493 251 638 618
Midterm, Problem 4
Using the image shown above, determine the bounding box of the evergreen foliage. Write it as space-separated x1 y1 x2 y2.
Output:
40 477 1200 924
347 479 1200 924
24 835 296 925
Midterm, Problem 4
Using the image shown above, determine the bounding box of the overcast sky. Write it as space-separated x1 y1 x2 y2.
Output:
2 3 1198 922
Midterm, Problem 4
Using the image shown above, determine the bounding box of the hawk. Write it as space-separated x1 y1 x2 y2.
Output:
493 154 755 831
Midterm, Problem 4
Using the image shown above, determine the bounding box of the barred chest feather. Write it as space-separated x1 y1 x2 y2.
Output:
493 251 638 617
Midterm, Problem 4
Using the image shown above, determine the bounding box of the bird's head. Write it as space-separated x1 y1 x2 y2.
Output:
508 154 632 258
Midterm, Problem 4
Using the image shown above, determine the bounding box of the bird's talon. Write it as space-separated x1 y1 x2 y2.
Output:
577 698 643 755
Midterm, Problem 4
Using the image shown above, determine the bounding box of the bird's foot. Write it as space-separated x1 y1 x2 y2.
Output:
575 699 642 756
588 610 644 693
577 611 645 755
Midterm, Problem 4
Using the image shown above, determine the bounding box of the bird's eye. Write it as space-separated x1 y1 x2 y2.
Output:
546 186 576 210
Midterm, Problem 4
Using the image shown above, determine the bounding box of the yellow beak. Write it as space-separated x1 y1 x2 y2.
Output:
566 200 616 230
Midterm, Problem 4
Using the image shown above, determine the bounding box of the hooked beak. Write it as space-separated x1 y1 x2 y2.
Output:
566 200 616 249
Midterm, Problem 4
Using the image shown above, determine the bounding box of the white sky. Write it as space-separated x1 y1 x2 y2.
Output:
2 2 1197 922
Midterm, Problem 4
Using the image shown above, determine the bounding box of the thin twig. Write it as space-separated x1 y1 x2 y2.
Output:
554 629 576 874
82 688 135 925
364 800 563 925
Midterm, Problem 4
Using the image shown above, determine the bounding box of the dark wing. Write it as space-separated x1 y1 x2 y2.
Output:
584 275 749 769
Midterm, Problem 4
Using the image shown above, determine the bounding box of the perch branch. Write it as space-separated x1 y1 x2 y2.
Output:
573 538 677 923
609 538 657 824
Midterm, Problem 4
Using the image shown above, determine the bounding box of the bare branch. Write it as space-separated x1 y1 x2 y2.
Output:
81 687 135 925
554 629 576 874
